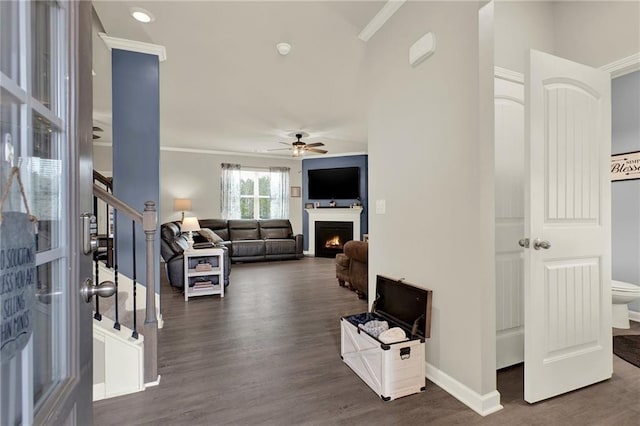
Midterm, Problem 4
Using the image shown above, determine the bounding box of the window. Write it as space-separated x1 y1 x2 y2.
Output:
240 170 271 219
221 165 290 220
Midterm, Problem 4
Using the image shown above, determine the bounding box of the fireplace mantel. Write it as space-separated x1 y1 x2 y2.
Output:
305 207 362 256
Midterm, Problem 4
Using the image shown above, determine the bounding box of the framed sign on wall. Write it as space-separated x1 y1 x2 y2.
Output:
611 150 640 182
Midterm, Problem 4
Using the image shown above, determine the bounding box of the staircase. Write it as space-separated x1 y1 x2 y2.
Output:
91 171 159 401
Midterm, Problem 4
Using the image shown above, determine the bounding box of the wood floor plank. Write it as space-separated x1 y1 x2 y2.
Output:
94 257 640 426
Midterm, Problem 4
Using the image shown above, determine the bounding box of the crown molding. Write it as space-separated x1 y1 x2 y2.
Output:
93 141 366 160
358 0 406 42
600 53 640 78
99 33 167 62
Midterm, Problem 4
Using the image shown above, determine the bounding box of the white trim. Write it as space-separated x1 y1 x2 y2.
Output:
494 66 524 84
305 207 362 256
600 53 640 78
629 309 640 323
358 0 406 42
144 374 161 388
94 141 367 160
98 33 167 62
425 362 503 417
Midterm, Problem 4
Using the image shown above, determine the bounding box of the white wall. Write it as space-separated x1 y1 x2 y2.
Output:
495 0 640 73
554 1 640 68
92 146 303 233
494 1 556 73
366 0 497 403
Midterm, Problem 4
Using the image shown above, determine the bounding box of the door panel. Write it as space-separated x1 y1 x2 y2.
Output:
525 50 611 403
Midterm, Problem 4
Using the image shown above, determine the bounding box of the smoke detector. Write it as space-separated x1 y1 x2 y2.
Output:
276 42 291 56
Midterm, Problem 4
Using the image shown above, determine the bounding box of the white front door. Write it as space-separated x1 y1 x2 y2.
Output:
524 50 612 403
0 1 94 424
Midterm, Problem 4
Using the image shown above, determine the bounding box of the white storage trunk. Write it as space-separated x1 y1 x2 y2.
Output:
340 275 433 401
341 318 425 401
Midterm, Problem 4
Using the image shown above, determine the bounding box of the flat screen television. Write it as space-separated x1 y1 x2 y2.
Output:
308 167 360 200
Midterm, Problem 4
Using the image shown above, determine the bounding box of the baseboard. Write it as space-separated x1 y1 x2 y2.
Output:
425 362 503 416
629 309 640 323
145 374 162 388
93 383 106 402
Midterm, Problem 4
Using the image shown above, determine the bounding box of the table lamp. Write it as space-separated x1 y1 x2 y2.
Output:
174 198 192 221
181 216 200 250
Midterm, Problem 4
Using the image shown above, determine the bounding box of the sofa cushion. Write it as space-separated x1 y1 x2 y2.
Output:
228 220 260 240
231 240 265 257
265 239 296 255
199 219 230 241
198 228 224 244
259 219 292 239
261 227 290 239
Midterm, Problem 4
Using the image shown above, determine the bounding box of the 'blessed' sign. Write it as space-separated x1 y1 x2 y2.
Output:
611 151 640 182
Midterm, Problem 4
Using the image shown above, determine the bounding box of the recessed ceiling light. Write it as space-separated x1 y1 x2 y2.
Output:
130 7 155 23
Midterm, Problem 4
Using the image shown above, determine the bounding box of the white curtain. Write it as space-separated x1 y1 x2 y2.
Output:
269 167 290 219
220 163 241 219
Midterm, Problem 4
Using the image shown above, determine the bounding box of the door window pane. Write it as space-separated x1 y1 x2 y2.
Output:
33 259 66 408
24 112 62 252
31 1 60 112
0 0 21 82
0 88 22 211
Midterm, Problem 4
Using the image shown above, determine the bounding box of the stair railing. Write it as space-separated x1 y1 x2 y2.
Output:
92 181 159 385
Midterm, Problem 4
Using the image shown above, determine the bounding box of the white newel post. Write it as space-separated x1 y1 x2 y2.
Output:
305 207 363 256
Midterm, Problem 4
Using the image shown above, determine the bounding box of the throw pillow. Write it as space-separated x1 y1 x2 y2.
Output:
198 228 224 243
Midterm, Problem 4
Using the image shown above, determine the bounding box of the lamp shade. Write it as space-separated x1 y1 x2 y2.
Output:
181 216 201 232
173 198 192 211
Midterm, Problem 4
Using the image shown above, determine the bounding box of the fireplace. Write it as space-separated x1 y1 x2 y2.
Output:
315 221 353 258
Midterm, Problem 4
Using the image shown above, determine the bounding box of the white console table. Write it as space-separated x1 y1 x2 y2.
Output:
183 247 225 301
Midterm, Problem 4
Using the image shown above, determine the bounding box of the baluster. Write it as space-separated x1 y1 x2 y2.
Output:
131 221 139 339
113 209 120 331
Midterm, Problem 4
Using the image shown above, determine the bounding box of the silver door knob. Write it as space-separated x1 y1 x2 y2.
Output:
81 278 116 303
533 238 551 250
518 238 530 248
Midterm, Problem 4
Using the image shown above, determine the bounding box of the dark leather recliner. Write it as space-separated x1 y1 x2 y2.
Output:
341 240 368 299
160 222 231 288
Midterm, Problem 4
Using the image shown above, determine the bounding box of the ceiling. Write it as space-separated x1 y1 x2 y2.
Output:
92 1 385 158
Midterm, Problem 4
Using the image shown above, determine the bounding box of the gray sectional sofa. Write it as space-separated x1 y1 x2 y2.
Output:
160 218 303 289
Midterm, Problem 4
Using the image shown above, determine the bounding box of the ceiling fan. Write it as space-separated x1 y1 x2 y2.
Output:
268 133 328 157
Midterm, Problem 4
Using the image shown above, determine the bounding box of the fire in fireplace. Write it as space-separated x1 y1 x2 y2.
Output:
315 221 353 258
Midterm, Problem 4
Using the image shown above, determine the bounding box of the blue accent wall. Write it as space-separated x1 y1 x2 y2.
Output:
112 49 160 291
612 70 640 311
301 155 368 250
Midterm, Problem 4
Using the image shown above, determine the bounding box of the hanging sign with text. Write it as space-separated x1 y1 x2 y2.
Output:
0 212 36 363
611 151 640 182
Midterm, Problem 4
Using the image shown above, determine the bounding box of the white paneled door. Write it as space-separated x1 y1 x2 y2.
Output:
524 50 612 403
495 74 525 369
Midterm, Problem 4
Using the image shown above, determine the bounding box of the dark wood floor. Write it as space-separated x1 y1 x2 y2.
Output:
94 257 640 425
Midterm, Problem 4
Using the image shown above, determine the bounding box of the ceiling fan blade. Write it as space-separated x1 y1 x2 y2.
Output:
305 142 324 148
267 147 292 151
306 148 328 154
279 142 292 146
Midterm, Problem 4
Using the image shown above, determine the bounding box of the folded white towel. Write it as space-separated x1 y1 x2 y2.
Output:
378 327 408 344
358 320 389 338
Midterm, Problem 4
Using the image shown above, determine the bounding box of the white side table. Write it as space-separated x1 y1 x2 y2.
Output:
183 247 225 301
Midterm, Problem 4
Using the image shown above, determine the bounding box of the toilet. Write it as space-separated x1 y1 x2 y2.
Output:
611 280 640 329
